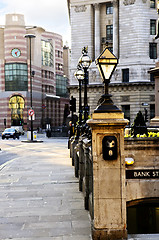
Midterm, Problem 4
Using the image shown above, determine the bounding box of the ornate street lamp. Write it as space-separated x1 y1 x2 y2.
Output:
74 65 84 125
78 47 91 122
94 47 121 113
24 34 36 141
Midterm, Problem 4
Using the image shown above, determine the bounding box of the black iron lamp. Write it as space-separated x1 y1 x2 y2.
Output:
94 47 121 113
78 47 91 122
74 65 84 125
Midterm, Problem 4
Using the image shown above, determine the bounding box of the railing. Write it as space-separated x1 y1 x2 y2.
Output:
70 135 93 217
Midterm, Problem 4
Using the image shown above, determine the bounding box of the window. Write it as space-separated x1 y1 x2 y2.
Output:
9 95 25 126
56 74 68 98
122 105 130 121
150 0 155 8
149 43 157 59
41 40 54 67
106 25 113 40
5 63 28 91
150 70 155 81
150 19 156 35
150 104 155 119
106 2 113 14
12 15 18 21
122 69 129 82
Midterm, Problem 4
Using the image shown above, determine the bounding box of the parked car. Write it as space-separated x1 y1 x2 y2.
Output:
2 128 20 140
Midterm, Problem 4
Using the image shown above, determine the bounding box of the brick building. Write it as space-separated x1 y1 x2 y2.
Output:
0 13 69 131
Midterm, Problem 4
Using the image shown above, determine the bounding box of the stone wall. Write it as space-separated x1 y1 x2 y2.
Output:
125 138 159 203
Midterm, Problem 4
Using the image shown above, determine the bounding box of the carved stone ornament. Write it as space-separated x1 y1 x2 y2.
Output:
123 0 136 5
74 5 87 13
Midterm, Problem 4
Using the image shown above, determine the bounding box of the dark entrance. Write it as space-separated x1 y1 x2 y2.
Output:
127 201 159 234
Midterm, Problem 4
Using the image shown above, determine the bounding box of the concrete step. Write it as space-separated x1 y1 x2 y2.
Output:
128 234 159 240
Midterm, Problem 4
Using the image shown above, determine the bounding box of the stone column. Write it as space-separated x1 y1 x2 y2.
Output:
94 3 100 59
113 0 119 57
87 111 128 240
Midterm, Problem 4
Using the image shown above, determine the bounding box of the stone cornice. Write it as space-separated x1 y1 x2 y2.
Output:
68 82 155 89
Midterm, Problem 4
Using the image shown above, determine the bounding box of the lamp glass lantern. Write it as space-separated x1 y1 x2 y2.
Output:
94 47 121 113
74 68 84 81
95 48 118 84
78 47 92 69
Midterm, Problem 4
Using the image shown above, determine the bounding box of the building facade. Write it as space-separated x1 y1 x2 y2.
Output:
0 13 69 131
67 0 158 125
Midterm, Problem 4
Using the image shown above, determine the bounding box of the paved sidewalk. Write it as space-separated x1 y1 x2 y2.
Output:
0 137 92 240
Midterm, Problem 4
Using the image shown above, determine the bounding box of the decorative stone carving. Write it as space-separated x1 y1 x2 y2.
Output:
74 5 87 12
123 0 136 5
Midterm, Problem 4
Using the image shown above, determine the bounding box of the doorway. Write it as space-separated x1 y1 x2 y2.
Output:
127 201 159 234
9 95 25 126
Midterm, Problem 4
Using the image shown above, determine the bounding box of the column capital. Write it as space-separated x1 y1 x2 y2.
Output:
93 3 100 10
113 0 119 7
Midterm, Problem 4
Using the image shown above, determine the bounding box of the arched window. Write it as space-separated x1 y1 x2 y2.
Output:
9 95 25 126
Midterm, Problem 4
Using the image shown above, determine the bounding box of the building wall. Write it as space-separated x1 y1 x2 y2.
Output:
69 81 155 125
68 0 158 124
0 13 69 131
124 138 159 202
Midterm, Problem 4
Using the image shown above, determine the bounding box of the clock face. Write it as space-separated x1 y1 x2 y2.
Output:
11 48 21 57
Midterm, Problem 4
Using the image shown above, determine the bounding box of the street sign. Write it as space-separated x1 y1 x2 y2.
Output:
28 109 34 116
29 115 35 121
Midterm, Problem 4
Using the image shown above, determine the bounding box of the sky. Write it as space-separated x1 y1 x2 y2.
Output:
0 0 71 46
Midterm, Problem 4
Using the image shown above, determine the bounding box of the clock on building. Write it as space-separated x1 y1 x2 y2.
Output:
11 48 21 57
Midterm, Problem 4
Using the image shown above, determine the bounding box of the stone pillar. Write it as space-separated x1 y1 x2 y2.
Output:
87 111 128 240
94 3 100 59
113 0 119 57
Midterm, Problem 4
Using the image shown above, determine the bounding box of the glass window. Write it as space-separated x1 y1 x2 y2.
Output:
150 0 155 8
150 104 155 119
122 69 129 82
150 19 156 35
41 40 54 67
149 43 157 59
56 74 69 98
9 95 25 126
122 105 130 121
106 2 113 14
5 63 28 91
106 25 113 40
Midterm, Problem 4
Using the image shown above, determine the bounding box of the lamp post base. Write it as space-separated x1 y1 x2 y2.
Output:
94 94 121 113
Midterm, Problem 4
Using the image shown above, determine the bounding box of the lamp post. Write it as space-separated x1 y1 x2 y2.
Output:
74 65 84 125
78 47 91 122
25 34 36 141
94 47 120 113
